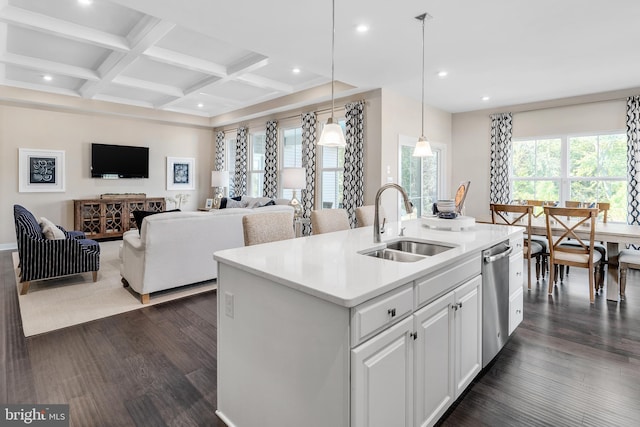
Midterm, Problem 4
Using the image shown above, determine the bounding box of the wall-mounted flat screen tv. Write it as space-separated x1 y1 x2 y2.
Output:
91 143 149 178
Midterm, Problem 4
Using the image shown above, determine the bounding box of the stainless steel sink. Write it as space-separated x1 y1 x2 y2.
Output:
364 249 425 263
386 240 454 256
361 239 456 262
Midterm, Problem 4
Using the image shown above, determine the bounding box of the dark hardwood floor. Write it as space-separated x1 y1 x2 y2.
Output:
2 248 640 426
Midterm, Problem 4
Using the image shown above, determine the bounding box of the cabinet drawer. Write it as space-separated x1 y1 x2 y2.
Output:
351 284 413 347
509 287 523 335
510 235 524 254
415 254 480 309
509 254 524 295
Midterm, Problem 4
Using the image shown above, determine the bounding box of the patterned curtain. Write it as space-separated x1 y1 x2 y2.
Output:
343 101 365 228
263 120 278 198
215 131 225 171
233 126 248 196
626 96 640 228
489 113 513 204
301 112 317 236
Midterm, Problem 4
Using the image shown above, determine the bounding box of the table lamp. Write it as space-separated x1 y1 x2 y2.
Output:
211 170 229 209
281 167 306 218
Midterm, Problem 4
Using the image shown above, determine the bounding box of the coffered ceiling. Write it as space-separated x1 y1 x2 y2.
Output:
1 0 639 120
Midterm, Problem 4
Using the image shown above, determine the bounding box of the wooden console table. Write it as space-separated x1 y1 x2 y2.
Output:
74 196 165 240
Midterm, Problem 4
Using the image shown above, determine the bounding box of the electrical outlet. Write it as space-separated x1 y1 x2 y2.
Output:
224 292 234 318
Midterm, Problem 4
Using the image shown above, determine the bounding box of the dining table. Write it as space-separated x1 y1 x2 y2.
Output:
528 217 640 301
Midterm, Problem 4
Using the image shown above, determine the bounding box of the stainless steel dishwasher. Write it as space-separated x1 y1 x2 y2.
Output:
482 240 513 368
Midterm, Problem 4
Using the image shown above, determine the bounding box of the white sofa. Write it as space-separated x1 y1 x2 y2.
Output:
120 200 293 303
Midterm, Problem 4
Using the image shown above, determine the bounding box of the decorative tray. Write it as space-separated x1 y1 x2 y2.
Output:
421 215 476 231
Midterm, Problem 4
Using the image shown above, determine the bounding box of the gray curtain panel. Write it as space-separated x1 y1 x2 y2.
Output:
263 120 278 198
489 113 513 204
301 112 317 236
233 126 248 197
343 101 365 228
626 96 640 231
215 131 225 171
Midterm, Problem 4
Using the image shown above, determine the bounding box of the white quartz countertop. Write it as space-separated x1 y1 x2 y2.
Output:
214 219 522 308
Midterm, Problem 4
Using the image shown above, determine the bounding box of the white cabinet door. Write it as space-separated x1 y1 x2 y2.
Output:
454 275 482 396
509 287 524 334
351 317 414 427
414 291 455 427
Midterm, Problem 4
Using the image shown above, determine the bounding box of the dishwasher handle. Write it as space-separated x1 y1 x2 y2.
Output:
483 246 513 263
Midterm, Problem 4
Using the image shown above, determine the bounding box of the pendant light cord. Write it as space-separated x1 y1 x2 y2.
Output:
420 14 425 137
331 0 336 121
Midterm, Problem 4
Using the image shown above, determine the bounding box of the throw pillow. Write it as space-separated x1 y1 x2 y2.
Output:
258 200 276 207
243 196 272 209
40 217 66 240
226 198 248 208
220 196 242 209
133 209 180 232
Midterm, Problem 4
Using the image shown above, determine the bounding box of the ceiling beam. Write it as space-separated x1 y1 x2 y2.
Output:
0 52 99 81
0 5 129 51
143 46 227 77
80 17 175 99
112 75 184 97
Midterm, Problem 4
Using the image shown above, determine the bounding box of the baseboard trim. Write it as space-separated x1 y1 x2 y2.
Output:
215 410 236 427
0 243 17 252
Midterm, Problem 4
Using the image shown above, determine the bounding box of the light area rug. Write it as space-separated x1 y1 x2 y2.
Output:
14 240 216 337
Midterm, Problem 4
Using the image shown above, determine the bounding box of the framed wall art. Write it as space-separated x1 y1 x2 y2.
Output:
166 157 195 190
19 148 65 192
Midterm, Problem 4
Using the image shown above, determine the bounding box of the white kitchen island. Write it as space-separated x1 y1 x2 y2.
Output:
213 219 523 427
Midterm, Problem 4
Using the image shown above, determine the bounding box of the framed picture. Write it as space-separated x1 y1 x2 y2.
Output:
19 148 65 192
205 198 214 209
166 157 195 190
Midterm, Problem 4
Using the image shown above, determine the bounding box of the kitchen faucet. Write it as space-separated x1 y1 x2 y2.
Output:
373 183 414 243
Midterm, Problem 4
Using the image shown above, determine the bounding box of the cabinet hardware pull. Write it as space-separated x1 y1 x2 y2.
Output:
451 304 458 311
410 332 417 340
388 308 396 317
457 302 463 309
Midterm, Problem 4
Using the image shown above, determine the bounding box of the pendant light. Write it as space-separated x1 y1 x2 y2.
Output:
413 13 433 157
318 0 346 147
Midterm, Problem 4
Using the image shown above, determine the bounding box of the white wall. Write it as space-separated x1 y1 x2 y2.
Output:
1 103 214 247
452 98 628 222
379 89 452 222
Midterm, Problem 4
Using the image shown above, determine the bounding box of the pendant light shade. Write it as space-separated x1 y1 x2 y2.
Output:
413 136 433 157
319 118 346 147
413 13 433 157
318 0 346 147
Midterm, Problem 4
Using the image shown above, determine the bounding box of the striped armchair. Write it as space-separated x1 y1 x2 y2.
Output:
13 205 100 295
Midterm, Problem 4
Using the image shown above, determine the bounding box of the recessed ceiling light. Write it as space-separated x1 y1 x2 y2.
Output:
437 71 448 78
197 103 204 108
356 24 369 33
43 75 53 81
292 68 301 74
78 0 93 6
482 96 490 101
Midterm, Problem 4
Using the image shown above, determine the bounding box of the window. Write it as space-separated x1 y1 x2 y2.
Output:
318 120 346 209
399 136 447 218
512 138 562 202
248 132 266 197
512 132 626 221
281 126 303 199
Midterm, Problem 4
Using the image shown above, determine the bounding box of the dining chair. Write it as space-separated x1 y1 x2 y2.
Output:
311 209 351 234
355 205 385 228
618 249 640 300
491 204 545 289
543 206 602 303
597 202 610 223
242 211 295 246
561 202 608 281
565 201 582 208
